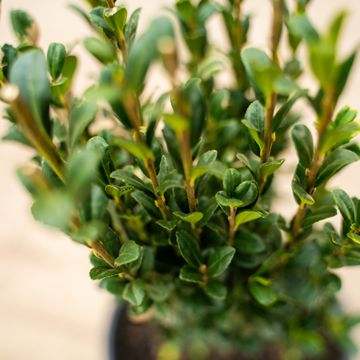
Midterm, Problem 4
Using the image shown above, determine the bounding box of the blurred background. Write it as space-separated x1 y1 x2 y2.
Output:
1 0 360 359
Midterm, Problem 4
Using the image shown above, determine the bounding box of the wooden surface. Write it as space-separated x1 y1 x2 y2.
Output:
0 0 360 359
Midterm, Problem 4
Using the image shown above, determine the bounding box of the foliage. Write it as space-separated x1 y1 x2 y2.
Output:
1 0 360 358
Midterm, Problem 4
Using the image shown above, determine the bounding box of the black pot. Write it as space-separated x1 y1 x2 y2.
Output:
108 306 349 360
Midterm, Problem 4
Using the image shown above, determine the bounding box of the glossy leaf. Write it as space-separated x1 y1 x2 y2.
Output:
47 43 66 80
249 279 277 306
204 281 227 300
207 246 235 278
235 210 266 229
292 124 314 168
176 230 202 269
173 211 204 224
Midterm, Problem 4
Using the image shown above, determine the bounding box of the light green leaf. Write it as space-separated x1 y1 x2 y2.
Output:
123 279 145 306
249 279 277 306
115 240 141 266
215 191 244 208
292 180 315 205
90 266 121 280
113 138 154 161
259 159 285 179
173 211 204 224
235 210 266 229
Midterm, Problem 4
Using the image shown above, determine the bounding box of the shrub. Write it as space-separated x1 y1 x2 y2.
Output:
1 0 360 358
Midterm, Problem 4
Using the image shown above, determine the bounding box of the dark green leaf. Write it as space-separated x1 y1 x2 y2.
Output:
47 43 66 80
204 281 227 300
111 169 152 192
316 149 359 186
131 190 161 218
302 206 337 228
235 229 266 255
207 246 235 278
179 265 203 284
292 179 315 205
234 181 258 207
223 168 242 197
176 230 202 269
90 266 120 280
332 189 356 227
292 124 314 168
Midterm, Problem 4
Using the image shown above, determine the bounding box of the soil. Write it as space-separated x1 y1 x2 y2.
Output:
109 307 347 360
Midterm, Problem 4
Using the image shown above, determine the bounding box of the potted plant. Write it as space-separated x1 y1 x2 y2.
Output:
1 0 360 358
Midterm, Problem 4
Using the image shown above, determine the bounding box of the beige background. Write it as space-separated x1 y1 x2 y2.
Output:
0 0 360 359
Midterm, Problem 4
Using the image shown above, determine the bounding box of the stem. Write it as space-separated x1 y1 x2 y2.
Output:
90 241 115 267
180 130 197 212
11 97 65 182
124 93 169 219
291 88 336 239
106 0 115 8
271 0 284 66
228 206 237 246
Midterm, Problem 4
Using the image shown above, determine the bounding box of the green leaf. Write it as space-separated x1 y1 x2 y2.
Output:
163 113 189 133
113 138 154 161
10 9 36 42
242 119 265 153
125 8 141 48
302 206 337 229
292 180 315 205
235 229 266 255
47 43 66 80
111 169 152 192
156 219 178 231
9 49 51 134
259 159 285 179
204 281 227 300
115 240 141 266
69 101 98 149
223 168 242 197
292 124 314 168
179 265 203 284
31 191 73 231
66 147 100 195
207 246 235 278
84 37 117 64
176 230 202 269
332 189 356 227
131 191 161 218
249 279 277 306
235 210 266 229
105 184 133 198
104 6 127 34
126 16 174 90
272 90 308 131
244 100 265 133
316 149 359 186
241 47 278 99
123 279 145 306
173 211 204 224
287 14 319 44
90 266 121 280
234 181 258 207
215 191 244 208
191 150 218 181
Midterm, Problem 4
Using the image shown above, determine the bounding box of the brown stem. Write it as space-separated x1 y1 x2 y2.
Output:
180 131 198 212
291 88 336 239
90 241 115 267
106 0 115 8
123 93 169 218
11 97 65 182
271 0 284 66
228 206 237 246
